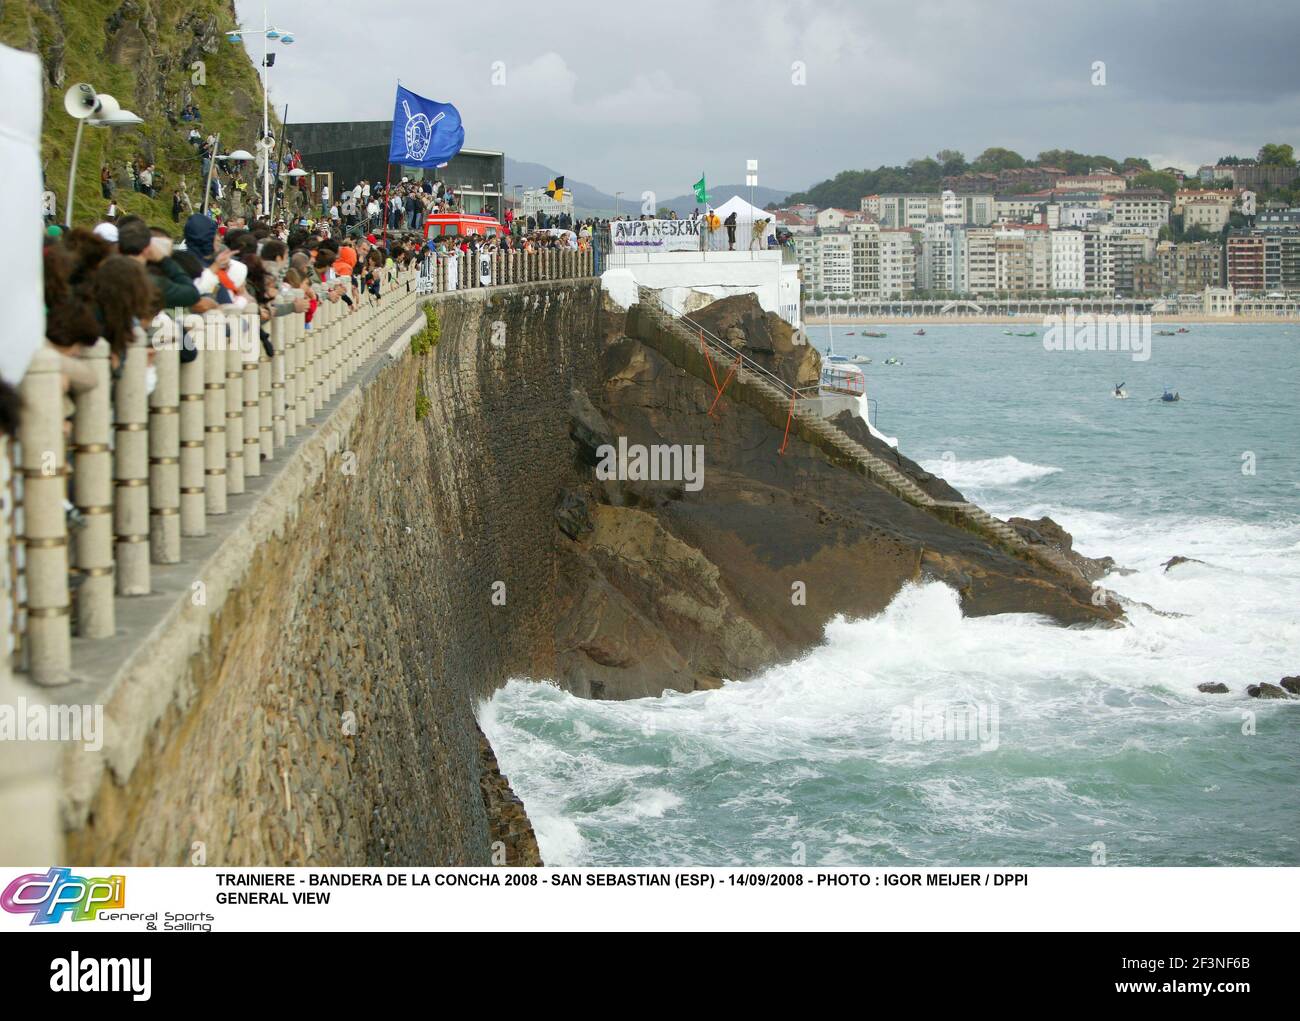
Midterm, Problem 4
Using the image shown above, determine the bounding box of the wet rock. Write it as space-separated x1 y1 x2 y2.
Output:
1246 683 1289 700
554 489 594 541
1280 676 1300 695
1162 555 1207 572
568 388 613 465
1009 516 1117 583
1197 682 1229 694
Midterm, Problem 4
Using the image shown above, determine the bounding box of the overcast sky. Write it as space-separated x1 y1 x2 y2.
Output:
237 0 1300 197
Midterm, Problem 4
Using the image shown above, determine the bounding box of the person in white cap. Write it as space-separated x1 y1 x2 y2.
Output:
92 222 120 250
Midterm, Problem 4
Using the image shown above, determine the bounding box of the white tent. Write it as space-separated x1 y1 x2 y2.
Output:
0 43 44 384
709 195 778 242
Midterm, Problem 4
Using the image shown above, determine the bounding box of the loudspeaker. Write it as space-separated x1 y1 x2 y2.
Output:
63 83 98 119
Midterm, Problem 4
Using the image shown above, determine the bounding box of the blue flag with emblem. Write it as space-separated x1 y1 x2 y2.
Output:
388 85 465 168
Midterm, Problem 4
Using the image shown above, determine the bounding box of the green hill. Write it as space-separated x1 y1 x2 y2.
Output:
1 0 276 228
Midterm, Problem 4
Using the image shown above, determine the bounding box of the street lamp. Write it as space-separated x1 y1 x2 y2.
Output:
202 146 254 216
62 83 143 226
226 6 295 218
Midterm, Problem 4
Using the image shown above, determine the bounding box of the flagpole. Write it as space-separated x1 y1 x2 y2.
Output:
382 161 391 249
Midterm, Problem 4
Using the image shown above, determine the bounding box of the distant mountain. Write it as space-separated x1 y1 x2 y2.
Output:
505 159 621 215
505 158 793 217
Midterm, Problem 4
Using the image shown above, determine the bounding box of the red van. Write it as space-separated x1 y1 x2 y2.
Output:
423 212 507 240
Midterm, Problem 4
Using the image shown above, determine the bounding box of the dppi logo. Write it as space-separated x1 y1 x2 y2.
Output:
1 868 125 925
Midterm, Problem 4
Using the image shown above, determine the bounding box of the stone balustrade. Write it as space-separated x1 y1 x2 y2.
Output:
3 247 595 689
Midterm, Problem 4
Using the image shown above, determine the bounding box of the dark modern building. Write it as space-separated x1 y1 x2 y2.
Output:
287 120 505 215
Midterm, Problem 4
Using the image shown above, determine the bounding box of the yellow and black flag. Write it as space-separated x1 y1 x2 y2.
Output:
545 176 566 203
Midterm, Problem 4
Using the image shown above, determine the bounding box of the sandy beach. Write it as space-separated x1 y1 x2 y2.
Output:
803 313 1300 326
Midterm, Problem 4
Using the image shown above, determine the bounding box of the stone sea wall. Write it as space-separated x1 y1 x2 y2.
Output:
62 281 607 866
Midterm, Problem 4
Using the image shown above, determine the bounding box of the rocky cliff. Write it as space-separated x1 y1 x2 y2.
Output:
2 0 272 225
549 292 1118 699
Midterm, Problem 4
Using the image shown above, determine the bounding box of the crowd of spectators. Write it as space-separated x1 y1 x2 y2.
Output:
28 208 419 452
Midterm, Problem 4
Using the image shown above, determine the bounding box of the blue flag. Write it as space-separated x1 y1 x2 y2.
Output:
388 85 465 168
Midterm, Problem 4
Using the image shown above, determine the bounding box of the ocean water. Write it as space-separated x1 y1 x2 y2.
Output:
481 323 1300 866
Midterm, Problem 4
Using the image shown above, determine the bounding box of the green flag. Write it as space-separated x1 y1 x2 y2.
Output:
693 174 708 204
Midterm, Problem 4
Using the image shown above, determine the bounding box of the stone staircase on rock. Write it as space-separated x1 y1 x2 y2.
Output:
633 289 1083 577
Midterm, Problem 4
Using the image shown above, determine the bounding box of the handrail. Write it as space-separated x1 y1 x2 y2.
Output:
637 286 813 402
4 249 599 686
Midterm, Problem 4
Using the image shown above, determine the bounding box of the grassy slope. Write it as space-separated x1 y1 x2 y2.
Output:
1 0 276 228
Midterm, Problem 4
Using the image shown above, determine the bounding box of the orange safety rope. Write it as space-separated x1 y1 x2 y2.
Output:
699 331 723 395
707 355 741 417
778 392 797 455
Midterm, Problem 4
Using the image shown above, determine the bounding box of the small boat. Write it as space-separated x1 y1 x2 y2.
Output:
884 357 902 365
1176 328 1190 334
845 332 856 336
1156 330 1176 336
1113 382 1129 400
851 355 872 364
1153 387 1181 403
861 330 886 338
914 329 926 336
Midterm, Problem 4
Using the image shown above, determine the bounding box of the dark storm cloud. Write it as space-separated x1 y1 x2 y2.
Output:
239 0 1300 197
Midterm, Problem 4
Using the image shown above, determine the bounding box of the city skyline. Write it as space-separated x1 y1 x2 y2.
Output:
238 0 1300 198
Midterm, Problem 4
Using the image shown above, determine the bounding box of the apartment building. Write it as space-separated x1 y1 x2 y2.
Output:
848 222 882 296
876 194 943 229
1105 190 1172 230
1173 188 1236 213
1048 198 1105 228
919 221 954 292
816 207 864 231
1144 240 1223 294
994 194 1045 223
1226 233 1266 292
963 227 998 293
1057 173 1128 193
1110 235 1155 296
1182 196 1233 233
1050 229 1086 291
819 231 855 295
1083 230 1115 293
878 228 918 297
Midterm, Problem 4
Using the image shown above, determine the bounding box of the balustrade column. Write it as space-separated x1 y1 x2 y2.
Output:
148 321 181 563
203 310 227 514
262 313 277 459
242 310 262 478
19 347 71 684
178 317 206 537
224 312 245 495
72 339 113 637
114 326 151 595
305 291 321 419
278 310 293 432
291 310 307 432
326 292 341 400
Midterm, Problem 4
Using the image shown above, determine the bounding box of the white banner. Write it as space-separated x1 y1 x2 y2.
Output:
609 218 703 252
